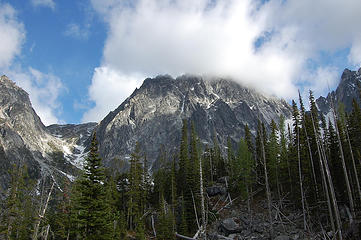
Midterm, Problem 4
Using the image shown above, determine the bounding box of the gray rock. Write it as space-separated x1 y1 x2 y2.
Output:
274 235 291 240
316 67 361 114
218 217 243 236
0 75 87 198
95 75 293 170
207 185 227 196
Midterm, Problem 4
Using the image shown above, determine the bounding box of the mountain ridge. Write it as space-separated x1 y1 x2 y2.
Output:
1 68 360 195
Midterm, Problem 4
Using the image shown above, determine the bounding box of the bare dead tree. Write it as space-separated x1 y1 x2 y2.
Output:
32 181 55 240
299 91 319 198
345 124 361 203
199 152 206 239
331 99 355 218
297 124 307 232
320 135 343 239
260 124 274 238
310 111 336 233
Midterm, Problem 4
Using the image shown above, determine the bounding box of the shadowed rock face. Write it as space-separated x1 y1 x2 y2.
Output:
316 68 361 115
95 75 293 170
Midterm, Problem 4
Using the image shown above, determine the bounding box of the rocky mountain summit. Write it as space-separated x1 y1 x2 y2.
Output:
95 75 293 170
316 68 361 115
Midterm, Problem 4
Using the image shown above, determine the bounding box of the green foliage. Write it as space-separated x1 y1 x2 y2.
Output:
232 138 253 198
72 133 112 240
1 164 36 240
156 195 175 240
128 142 144 231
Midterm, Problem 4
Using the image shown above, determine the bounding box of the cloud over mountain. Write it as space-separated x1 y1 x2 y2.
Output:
83 0 361 122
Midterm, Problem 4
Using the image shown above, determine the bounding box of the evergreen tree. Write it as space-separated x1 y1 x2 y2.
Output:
178 119 189 196
72 133 111 240
156 195 175 240
267 120 281 199
235 138 253 201
1 164 36 240
278 115 291 195
227 137 235 178
128 142 145 232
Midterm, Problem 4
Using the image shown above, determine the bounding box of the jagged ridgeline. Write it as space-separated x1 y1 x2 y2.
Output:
1 68 361 239
95 74 292 171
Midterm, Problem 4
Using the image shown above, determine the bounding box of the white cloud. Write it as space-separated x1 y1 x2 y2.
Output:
0 3 25 68
7 67 65 125
64 23 90 40
31 0 55 10
82 66 144 122
0 3 64 125
84 0 361 122
300 67 339 102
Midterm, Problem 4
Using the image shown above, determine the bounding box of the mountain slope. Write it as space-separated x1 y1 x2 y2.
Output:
95 75 293 170
0 75 87 197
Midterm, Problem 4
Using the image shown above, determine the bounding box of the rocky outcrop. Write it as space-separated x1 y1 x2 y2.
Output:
0 76 84 198
316 67 361 115
95 75 293 170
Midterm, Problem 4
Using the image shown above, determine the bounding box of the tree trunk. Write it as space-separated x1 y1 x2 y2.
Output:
320 142 343 239
303 124 319 198
297 126 307 232
32 181 54 240
310 113 335 233
332 107 355 218
345 126 361 203
260 125 274 238
199 153 206 239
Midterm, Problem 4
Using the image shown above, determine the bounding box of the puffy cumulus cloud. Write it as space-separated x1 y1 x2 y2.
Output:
31 0 55 10
82 66 144 122
8 67 65 125
85 0 361 122
0 3 25 68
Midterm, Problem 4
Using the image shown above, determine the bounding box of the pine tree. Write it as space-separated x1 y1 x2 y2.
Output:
178 119 189 196
278 115 291 196
157 194 175 240
72 133 111 240
267 119 281 199
236 138 253 210
2 164 36 240
128 142 144 232
227 137 235 178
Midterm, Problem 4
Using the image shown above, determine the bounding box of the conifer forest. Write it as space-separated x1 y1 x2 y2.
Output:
2 90 361 240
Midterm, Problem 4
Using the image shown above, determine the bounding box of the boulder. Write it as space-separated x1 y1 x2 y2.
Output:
218 218 243 236
207 185 227 196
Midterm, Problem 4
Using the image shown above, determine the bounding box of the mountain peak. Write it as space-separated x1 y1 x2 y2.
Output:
341 68 355 81
95 75 292 170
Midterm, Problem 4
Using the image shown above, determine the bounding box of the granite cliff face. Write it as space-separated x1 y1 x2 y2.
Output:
95 75 293 170
0 75 91 197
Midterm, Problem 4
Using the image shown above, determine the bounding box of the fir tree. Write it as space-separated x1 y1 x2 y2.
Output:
72 133 111 240
128 142 144 232
156 195 175 240
1 164 36 240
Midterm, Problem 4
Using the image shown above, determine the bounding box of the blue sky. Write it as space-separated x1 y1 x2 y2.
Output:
4 0 106 123
0 0 361 125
